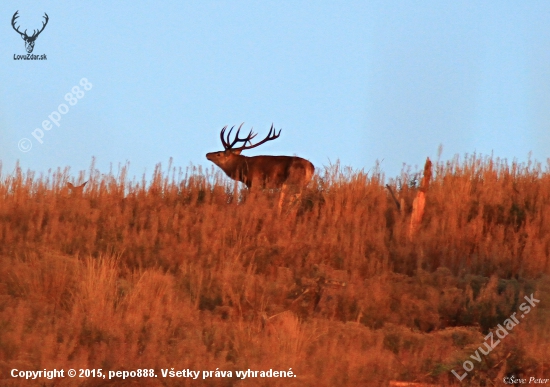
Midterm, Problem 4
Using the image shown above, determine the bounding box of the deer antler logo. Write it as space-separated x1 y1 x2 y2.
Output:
11 11 49 53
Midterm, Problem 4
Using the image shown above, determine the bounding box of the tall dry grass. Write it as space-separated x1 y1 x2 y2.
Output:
0 155 549 386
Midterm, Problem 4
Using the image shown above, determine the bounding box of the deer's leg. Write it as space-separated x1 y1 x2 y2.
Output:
278 184 287 214
233 179 240 204
291 187 302 205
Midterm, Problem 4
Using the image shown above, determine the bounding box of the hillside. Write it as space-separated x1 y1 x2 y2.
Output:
0 155 549 386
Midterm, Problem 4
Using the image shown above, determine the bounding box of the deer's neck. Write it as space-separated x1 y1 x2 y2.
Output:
223 155 250 185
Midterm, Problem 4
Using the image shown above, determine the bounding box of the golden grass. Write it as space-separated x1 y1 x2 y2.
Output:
0 155 549 386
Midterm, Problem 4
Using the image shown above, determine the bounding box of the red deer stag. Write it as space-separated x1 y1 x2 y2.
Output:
206 124 315 209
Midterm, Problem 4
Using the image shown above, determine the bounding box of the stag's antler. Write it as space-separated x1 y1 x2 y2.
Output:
11 11 49 40
34 13 49 38
220 123 281 151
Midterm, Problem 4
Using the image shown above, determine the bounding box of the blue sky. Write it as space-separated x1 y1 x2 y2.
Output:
1 1 549 181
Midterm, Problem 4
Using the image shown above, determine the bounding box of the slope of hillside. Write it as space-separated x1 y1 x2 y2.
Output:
0 156 548 386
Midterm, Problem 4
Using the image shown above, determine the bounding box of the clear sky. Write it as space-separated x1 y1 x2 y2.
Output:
1 1 549 181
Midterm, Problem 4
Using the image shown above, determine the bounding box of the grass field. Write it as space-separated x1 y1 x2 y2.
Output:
0 155 549 386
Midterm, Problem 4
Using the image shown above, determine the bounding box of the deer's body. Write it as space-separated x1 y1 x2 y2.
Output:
206 153 314 189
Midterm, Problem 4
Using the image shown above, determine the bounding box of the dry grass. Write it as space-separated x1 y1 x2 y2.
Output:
0 155 549 386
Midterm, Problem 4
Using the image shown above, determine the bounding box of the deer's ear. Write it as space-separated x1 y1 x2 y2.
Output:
233 149 242 155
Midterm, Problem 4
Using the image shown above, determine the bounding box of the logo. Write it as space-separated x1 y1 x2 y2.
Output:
11 10 48 54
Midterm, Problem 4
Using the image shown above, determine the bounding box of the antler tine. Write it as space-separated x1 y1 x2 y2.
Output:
11 11 24 36
269 123 282 138
244 128 257 144
220 126 226 148
226 125 236 147
228 124 241 148
220 125 230 149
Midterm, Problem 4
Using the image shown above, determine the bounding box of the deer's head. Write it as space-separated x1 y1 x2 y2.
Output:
12 11 49 53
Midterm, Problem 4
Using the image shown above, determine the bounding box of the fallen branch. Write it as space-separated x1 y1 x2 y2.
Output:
385 184 401 211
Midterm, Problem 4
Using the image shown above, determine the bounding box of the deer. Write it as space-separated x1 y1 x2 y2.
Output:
206 124 315 210
11 11 49 54
67 181 87 197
